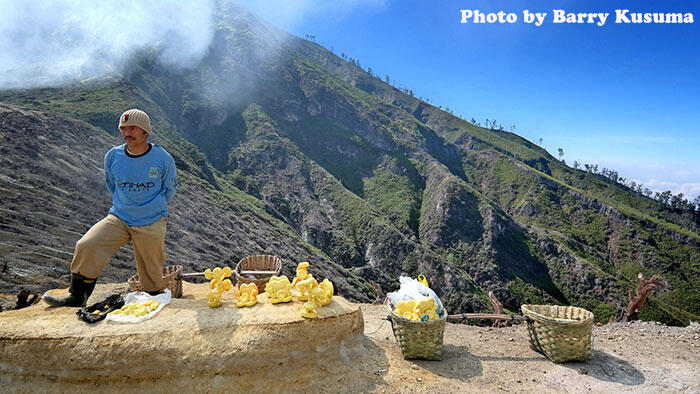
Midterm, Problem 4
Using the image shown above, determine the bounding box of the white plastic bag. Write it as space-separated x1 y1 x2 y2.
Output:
387 276 444 316
105 289 171 324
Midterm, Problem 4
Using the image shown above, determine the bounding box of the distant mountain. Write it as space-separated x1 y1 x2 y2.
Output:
1 3 698 324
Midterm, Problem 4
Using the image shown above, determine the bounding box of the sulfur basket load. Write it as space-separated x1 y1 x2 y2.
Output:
387 276 447 360
521 304 594 363
128 265 183 298
389 305 447 360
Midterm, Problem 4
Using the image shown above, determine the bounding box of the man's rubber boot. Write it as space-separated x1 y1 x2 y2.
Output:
42 273 97 307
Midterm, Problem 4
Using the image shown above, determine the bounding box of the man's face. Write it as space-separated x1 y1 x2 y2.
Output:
119 125 148 145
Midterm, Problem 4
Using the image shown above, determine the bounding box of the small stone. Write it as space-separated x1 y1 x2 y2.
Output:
578 368 588 375
411 364 419 370
508 338 514 341
497 385 508 391
417 377 423 382
515 379 522 383
531 378 537 382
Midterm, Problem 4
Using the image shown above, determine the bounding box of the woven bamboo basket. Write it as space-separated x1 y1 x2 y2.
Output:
234 255 282 293
521 304 594 363
128 265 183 298
388 305 447 360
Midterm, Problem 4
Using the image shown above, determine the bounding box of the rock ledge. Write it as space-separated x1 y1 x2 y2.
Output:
0 282 365 392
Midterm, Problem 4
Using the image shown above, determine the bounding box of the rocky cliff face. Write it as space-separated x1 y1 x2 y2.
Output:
1 3 698 324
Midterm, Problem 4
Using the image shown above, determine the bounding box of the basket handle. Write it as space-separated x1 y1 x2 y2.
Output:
525 317 552 362
386 315 396 338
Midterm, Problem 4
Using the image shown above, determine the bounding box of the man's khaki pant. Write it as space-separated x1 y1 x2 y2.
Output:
71 214 167 292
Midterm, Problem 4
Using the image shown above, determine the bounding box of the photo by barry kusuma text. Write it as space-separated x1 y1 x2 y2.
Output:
459 9 695 26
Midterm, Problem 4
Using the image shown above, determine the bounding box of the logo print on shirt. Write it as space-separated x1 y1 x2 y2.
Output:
149 167 159 178
117 181 155 192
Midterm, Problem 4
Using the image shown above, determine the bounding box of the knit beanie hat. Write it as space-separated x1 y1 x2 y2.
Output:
119 109 151 136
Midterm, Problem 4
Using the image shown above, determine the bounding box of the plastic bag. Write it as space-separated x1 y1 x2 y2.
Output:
77 294 124 324
387 276 444 316
105 289 171 324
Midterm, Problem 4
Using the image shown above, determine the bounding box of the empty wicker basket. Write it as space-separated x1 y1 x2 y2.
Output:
521 304 594 363
234 255 282 292
128 265 183 298
388 304 447 360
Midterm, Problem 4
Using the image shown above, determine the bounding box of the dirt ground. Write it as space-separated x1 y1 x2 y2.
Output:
1 288 698 393
358 304 700 393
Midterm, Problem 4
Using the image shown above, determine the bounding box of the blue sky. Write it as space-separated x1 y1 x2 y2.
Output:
240 0 700 201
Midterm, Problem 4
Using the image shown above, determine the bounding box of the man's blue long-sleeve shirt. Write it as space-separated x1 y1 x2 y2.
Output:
104 143 177 226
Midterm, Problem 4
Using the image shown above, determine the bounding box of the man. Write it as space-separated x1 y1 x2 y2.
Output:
44 109 177 307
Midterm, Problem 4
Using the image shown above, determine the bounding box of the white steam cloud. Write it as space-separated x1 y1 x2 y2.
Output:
0 0 216 89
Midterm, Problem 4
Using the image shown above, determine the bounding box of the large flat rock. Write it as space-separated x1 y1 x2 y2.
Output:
0 282 368 393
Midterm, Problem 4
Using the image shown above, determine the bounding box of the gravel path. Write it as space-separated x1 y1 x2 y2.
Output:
359 304 700 393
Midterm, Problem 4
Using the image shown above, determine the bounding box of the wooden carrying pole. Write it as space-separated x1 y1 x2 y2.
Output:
180 270 278 279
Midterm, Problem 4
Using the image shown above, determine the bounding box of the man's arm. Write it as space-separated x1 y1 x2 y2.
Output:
104 151 115 194
162 154 177 203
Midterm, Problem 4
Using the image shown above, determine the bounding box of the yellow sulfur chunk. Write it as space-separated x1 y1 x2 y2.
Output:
316 278 334 306
292 262 312 300
295 272 316 302
395 300 418 320
206 266 234 308
265 276 293 304
111 301 161 318
393 297 439 321
414 297 439 321
297 277 320 319
236 283 258 307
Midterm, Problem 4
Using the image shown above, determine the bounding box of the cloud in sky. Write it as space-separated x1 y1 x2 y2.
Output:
0 0 391 89
639 179 700 201
610 162 700 200
0 0 216 89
